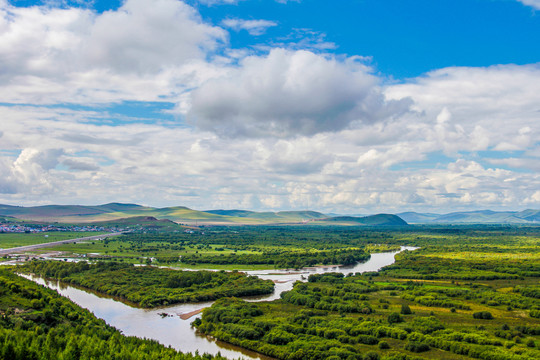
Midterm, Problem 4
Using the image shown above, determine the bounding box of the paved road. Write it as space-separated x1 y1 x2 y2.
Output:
0 232 124 256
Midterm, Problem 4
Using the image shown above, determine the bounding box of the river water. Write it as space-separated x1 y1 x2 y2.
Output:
27 246 417 360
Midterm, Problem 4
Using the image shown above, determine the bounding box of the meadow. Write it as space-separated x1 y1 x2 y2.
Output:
43 227 400 269
0 231 108 249
195 226 540 360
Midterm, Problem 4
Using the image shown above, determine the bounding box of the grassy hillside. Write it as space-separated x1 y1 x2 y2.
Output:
316 214 408 226
0 204 241 224
0 203 328 225
205 209 327 222
397 212 440 224
398 210 540 224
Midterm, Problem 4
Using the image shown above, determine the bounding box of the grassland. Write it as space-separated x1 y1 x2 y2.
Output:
0 231 108 249
36 227 399 269
47 238 272 268
0 203 329 224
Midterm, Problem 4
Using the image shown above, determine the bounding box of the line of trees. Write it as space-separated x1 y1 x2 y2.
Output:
19 260 274 308
0 268 227 360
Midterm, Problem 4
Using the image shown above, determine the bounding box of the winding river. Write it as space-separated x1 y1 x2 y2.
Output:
26 246 417 360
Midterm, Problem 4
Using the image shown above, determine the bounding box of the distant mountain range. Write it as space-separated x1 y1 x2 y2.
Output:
0 203 406 226
1 203 538 225
314 214 408 226
397 209 540 224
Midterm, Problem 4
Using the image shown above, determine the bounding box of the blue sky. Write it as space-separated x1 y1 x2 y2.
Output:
0 0 539 213
12 0 540 78
197 0 540 78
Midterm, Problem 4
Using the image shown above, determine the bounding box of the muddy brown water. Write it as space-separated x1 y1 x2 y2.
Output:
26 246 417 360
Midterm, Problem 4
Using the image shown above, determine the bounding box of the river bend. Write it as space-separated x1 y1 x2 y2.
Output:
26 246 417 360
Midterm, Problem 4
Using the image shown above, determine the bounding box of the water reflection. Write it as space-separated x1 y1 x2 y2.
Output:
26 246 417 359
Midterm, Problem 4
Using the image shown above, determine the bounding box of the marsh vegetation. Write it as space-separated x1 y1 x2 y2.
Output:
195 226 540 360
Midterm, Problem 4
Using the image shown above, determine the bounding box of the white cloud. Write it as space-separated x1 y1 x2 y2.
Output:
0 148 64 196
84 0 226 73
0 0 227 104
385 64 540 157
197 0 299 5
263 28 337 51
0 1 539 213
197 0 242 4
0 101 539 212
488 157 540 172
188 48 411 138
222 18 277 36
525 190 540 204
518 0 540 10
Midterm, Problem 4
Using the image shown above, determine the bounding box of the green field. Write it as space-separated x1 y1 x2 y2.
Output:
41 228 399 269
194 226 540 360
0 231 109 249
5 224 540 360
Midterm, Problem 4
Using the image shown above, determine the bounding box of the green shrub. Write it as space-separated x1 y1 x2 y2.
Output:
401 304 412 315
473 311 493 320
405 341 430 353
388 312 403 324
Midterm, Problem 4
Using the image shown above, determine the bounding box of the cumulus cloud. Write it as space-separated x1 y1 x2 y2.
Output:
0 148 64 195
518 0 540 10
261 137 334 175
0 1 538 213
0 100 539 212
0 0 227 103
61 158 100 171
487 157 540 172
84 0 226 73
189 49 411 138
525 190 540 204
385 64 540 158
222 18 277 35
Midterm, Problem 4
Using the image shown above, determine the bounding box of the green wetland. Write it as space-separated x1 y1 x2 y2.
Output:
19 261 274 308
1 225 539 360
44 227 400 269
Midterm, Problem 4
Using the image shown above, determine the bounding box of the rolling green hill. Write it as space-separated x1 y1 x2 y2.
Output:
0 203 327 225
316 214 408 226
0 203 407 226
6 203 535 225
205 209 327 222
398 209 540 224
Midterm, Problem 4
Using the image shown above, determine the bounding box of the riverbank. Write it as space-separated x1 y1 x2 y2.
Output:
18 261 274 308
22 247 412 359
179 309 203 320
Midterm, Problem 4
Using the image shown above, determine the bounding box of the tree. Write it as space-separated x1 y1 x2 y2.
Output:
388 312 403 324
401 304 412 315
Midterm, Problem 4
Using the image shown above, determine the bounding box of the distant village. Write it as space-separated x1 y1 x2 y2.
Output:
0 223 110 234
